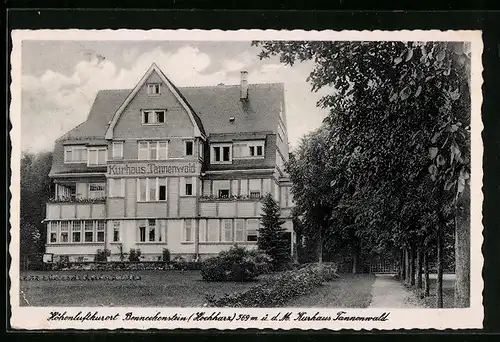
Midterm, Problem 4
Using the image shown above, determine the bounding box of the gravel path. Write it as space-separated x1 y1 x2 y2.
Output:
368 274 424 308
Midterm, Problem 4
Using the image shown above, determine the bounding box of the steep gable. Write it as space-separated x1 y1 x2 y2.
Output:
105 63 206 140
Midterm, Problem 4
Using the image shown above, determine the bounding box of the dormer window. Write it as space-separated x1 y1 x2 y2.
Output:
147 83 161 95
211 143 232 164
142 110 166 125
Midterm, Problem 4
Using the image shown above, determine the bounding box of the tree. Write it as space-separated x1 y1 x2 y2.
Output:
20 151 53 260
258 194 291 269
254 40 471 306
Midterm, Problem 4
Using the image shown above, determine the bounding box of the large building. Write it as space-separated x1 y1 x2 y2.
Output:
44 63 295 262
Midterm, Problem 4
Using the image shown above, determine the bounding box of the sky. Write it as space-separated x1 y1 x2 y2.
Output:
20 40 330 153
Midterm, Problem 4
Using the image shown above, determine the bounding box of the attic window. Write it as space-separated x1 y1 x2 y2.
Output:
229 116 235 123
147 83 161 95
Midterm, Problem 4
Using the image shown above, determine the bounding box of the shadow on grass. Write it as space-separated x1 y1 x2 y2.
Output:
283 273 376 308
404 277 456 308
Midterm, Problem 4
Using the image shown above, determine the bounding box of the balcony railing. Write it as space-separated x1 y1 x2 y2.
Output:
47 196 107 204
199 194 264 202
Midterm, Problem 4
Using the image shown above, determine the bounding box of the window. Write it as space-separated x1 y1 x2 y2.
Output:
248 142 265 157
48 220 104 244
64 146 87 163
223 147 231 161
88 147 107 166
218 189 230 199
60 221 69 242
142 110 166 124
112 142 123 159
97 221 105 242
183 220 193 242
148 219 156 242
158 178 167 201
138 141 168 160
249 179 261 198
109 178 124 198
222 219 233 242
139 221 146 242
185 141 193 156
148 177 156 201
137 178 167 201
49 222 58 243
207 219 219 242
246 219 259 242
213 146 221 161
138 220 162 243
84 221 94 242
113 221 120 242
199 142 204 159
147 83 161 95
233 141 265 159
89 183 106 199
211 144 232 163
199 219 207 242
182 177 194 196
240 180 248 196
235 219 245 242
72 221 82 243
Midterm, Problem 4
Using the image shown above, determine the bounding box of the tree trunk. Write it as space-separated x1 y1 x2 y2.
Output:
424 252 430 296
293 233 300 264
317 229 323 264
409 246 416 287
437 222 444 308
455 182 470 307
404 248 410 285
416 248 423 290
352 252 358 274
401 249 406 280
399 250 404 279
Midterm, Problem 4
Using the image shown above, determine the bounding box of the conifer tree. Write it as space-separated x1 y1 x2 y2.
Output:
258 193 291 269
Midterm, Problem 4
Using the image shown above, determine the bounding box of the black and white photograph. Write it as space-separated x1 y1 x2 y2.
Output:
9 29 483 330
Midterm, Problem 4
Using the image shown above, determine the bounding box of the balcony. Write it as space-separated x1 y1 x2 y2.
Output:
47 196 106 204
46 197 107 220
199 194 264 202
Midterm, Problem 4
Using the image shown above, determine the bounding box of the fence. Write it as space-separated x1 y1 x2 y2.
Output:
369 258 399 274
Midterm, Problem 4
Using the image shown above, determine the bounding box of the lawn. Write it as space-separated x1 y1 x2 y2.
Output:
284 273 376 308
415 275 456 308
20 270 270 307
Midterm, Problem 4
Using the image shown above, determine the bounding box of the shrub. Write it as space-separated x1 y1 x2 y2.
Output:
129 249 141 262
201 246 262 282
94 249 111 262
205 262 339 307
162 249 171 262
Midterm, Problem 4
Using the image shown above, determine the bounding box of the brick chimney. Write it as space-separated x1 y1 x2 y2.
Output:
240 71 248 101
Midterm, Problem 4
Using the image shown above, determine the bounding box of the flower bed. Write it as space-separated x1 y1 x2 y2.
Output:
21 274 141 281
49 261 202 271
205 262 339 307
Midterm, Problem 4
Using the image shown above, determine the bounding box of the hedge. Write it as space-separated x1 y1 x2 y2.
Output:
205 262 339 307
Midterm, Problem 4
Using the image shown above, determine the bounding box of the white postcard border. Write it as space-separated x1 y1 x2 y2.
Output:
9 29 484 330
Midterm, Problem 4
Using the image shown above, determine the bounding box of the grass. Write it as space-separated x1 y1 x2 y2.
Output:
284 273 376 308
413 277 455 308
20 270 271 307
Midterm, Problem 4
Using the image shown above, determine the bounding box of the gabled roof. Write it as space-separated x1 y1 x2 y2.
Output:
104 63 206 140
58 74 285 142
57 89 130 142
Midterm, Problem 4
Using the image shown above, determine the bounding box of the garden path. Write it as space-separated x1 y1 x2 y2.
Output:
368 274 424 308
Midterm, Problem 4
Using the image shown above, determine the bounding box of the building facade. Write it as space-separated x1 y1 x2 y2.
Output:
44 63 295 262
